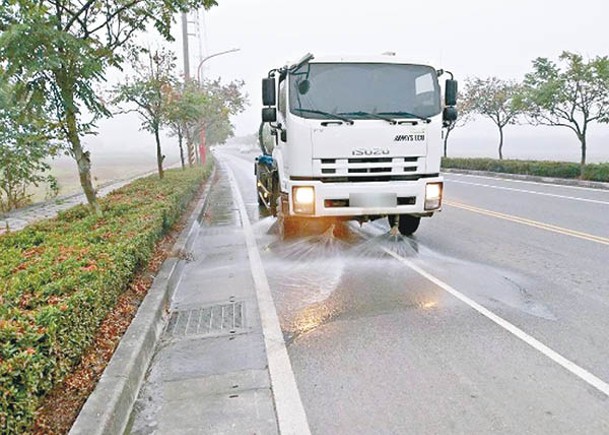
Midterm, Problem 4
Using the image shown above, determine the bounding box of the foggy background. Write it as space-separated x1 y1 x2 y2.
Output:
52 0 609 197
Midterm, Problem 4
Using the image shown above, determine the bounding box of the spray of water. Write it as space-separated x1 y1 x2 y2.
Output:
349 229 420 259
267 224 350 261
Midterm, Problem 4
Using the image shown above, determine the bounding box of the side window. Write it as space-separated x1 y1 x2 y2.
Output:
414 72 436 110
415 72 434 95
278 80 287 116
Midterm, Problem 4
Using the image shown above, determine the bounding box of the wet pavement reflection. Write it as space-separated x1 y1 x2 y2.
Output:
252 212 556 346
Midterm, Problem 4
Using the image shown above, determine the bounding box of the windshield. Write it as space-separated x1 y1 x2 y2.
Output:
289 62 441 120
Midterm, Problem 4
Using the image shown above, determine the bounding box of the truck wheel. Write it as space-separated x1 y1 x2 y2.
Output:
388 215 420 235
270 177 279 217
255 162 265 206
278 196 298 239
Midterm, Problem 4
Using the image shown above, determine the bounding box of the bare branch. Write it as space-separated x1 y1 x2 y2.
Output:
64 0 96 31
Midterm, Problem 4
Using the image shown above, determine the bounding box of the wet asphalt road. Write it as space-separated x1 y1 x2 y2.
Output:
216 148 609 434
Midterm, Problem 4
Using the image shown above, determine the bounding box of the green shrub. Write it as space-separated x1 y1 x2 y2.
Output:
441 158 609 182
0 165 210 433
581 163 609 182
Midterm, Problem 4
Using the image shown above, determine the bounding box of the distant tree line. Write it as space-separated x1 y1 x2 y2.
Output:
445 51 609 176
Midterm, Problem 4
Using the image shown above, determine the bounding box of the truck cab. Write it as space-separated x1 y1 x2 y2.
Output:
257 53 458 237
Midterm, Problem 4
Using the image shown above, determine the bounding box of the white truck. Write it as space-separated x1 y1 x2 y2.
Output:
255 53 458 237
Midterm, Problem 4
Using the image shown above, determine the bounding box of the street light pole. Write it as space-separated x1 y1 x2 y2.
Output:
196 48 240 82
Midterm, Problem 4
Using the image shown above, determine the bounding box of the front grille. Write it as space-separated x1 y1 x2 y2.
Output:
318 175 425 183
292 174 439 183
349 167 392 174
349 158 392 164
316 156 419 179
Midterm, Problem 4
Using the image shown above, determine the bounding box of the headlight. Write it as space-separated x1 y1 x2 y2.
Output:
292 186 315 214
425 182 443 210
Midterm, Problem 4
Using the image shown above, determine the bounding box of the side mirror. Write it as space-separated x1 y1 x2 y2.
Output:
262 107 277 123
443 107 458 122
262 78 276 106
445 79 458 106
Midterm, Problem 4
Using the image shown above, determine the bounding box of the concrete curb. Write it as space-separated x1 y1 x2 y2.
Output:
442 168 609 190
69 166 216 435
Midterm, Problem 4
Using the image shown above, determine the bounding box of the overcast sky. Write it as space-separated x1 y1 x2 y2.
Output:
90 0 609 164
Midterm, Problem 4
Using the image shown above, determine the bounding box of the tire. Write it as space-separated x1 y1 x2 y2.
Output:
255 162 265 206
270 176 279 217
278 196 298 239
388 214 420 235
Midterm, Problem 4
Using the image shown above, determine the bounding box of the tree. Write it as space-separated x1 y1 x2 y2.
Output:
0 77 57 212
464 77 523 159
516 51 609 173
166 80 207 169
0 0 217 215
114 49 176 179
199 78 247 146
442 95 472 158
206 119 234 145
165 77 247 167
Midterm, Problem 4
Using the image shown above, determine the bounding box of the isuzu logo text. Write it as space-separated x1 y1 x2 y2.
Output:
351 148 390 156
394 134 425 142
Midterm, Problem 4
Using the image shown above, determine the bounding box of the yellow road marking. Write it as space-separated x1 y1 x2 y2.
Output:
444 200 609 246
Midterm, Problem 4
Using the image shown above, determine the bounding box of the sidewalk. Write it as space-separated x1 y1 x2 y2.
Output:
0 166 176 234
70 165 279 435
124 165 277 433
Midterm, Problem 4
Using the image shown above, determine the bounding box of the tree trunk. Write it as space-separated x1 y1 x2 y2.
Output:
187 139 195 167
5 171 14 211
579 133 587 178
498 127 504 160
194 135 200 165
57 70 101 215
70 128 100 215
178 132 185 170
154 127 165 179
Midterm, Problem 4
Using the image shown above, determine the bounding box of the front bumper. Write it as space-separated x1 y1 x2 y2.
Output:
286 176 443 217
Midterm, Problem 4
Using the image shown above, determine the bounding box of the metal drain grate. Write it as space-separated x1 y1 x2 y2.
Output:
167 302 245 337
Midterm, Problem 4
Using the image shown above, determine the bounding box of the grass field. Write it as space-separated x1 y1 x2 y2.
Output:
29 154 182 203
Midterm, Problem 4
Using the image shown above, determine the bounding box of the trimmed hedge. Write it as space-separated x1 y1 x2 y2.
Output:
442 158 609 182
0 166 210 433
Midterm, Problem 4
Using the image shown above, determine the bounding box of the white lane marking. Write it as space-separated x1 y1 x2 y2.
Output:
224 162 312 435
445 172 609 193
376 241 609 398
447 179 609 206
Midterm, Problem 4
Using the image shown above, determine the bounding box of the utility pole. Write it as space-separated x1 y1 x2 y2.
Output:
181 13 190 79
182 11 205 165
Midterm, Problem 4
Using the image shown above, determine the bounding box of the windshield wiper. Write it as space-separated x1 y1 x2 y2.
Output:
293 108 354 125
339 111 398 124
378 111 431 122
